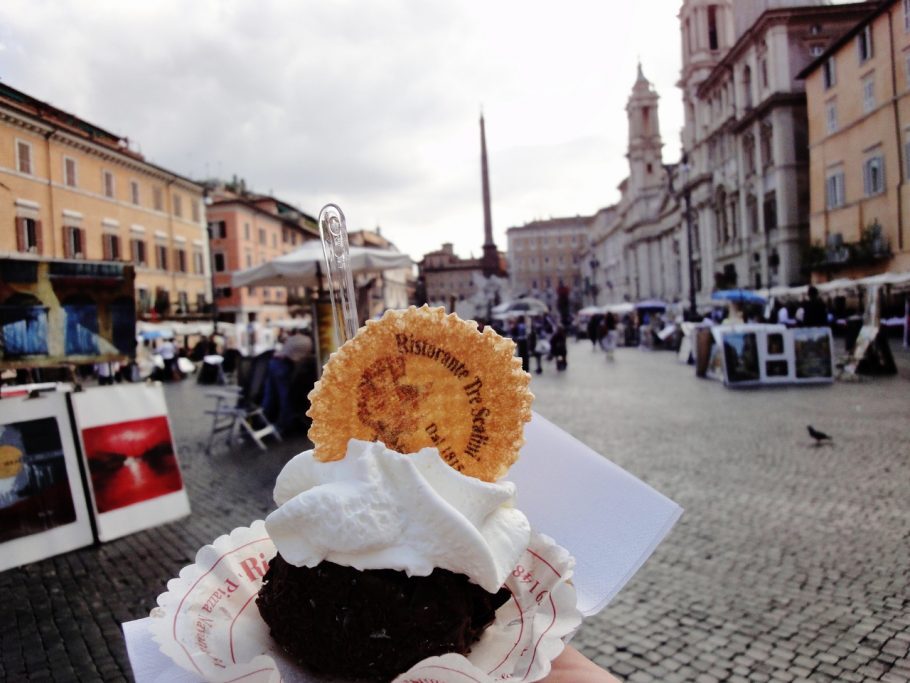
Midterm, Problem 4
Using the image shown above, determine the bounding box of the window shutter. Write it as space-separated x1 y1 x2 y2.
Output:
102 234 111 260
15 217 25 252
79 228 86 257
63 226 72 258
34 220 44 255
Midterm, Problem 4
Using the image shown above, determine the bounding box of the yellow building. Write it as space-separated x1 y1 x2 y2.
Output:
802 0 910 281
0 82 209 317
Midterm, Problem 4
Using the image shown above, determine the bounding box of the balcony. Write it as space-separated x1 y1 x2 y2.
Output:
807 222 892 272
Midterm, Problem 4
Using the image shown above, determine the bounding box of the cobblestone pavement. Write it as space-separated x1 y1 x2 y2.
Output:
1 340 908 682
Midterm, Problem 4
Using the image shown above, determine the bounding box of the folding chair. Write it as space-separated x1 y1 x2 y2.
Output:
204 352 281 454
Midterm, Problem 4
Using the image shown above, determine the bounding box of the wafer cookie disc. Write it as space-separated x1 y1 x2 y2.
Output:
307 306 533 481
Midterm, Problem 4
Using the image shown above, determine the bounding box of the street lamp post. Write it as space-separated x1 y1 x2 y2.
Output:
204 187 218 336
677 155 698 321
588 257 600 305
206 222 219 336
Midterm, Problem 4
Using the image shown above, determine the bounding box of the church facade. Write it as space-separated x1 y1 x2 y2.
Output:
585 67 684 307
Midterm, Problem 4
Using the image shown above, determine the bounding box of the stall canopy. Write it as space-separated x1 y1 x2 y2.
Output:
712 289 767 305
231 240 413 289
635 299 668 311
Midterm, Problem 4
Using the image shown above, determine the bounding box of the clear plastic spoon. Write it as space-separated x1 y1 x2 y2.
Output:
318 204 359 346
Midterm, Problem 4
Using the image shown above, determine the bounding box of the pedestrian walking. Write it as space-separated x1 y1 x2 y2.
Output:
510 318 531 373
601 312 617 361
551 324 568 371
529 316 547 374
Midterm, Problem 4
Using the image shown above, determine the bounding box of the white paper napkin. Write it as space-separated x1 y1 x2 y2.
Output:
508 412 682 616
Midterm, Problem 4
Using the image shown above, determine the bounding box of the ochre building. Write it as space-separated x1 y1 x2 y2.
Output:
801 0 910 280
0 82 209 317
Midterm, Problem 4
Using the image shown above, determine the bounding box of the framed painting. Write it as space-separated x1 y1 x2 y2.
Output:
0 392 93 572
71 383 190 542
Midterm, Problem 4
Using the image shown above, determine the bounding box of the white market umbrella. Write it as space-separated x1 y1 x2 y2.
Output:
231 240 413 289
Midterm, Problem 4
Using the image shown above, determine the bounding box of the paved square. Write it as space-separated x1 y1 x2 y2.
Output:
1 339 908 682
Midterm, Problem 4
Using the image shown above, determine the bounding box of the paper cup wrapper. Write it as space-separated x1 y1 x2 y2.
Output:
150 521 582 682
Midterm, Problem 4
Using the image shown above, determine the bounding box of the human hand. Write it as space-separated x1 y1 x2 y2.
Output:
544 645 622 682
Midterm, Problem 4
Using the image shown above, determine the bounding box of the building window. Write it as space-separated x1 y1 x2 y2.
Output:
905 52 910 88
246 252 253 268
209 220 227 239
153 187 164 211
102 233 121 260
177 291 189 314
905 0 910 32
862 76 875 113
64 157 77 187
760 122 774 168
707 5 719 50
760 58 769 88
15 217 42 253
16 140 33 175
825 170 846 209
176 248 187 273
823 57 836 89
746 195 759 234
826 101 838 134
173 194 183 218
258 228 266 245
742 66 753 108
763 192 777 232
155 243 168 270
244 222 251 240
131 238 147 266
858 24 873 63
193 249 204 274
103 170 114 198
63 225 86 258
191 198 201 223
213 252 226 272
863 155 885 195
743 133 756 174
137 287 151 314
130 180 140 205
810 45 824 58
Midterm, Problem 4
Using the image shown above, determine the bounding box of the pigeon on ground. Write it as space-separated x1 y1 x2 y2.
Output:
807 425 832 446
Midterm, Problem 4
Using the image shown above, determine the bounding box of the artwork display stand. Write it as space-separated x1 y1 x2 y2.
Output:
0 392 94 572
70 384 190 542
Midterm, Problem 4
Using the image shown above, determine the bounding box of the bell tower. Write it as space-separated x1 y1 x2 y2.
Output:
626 63 663 195
678 0 734 152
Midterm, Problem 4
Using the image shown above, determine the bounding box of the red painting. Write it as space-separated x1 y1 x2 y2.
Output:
81 416 183 512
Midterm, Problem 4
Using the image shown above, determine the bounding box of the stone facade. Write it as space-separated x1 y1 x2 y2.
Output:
801 0 910 280
419 243 484 307
678 0 874 296
506 216 591 298
586 67 683 308
0 81 209 318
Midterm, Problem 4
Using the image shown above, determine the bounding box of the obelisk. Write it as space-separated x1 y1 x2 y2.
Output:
480 113 500 277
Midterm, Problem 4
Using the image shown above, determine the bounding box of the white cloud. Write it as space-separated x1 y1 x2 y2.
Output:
0 0 684 260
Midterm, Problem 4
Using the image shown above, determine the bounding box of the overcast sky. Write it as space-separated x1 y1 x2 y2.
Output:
0 0 686 261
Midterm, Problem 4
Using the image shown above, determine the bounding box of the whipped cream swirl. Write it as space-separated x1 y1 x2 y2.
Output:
265 440 531 593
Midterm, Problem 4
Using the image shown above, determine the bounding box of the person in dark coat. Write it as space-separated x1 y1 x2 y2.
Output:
802 286 829 327
550 325 568 371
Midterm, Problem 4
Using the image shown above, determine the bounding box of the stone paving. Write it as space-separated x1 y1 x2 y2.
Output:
1 339 908 682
